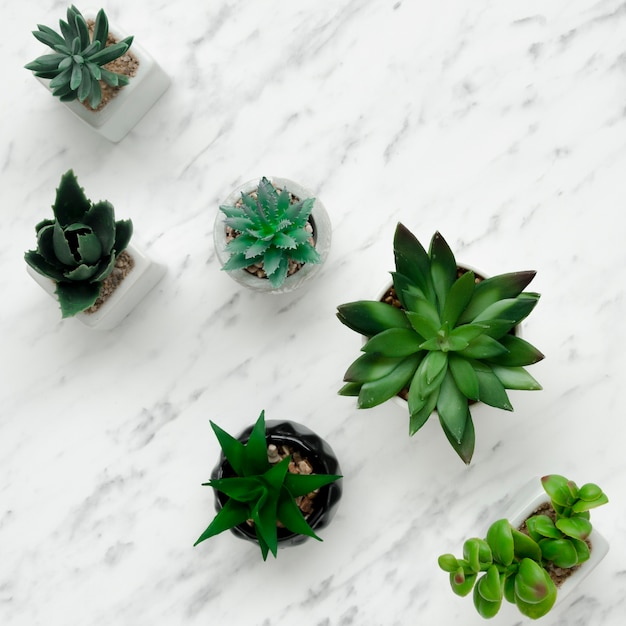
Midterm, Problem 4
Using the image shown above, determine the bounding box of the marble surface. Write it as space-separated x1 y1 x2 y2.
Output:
2 1 625 624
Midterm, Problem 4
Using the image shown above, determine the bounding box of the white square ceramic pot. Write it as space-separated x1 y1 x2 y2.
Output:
27 243 165 330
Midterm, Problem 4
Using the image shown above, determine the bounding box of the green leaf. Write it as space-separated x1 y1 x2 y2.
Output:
262 246 283 277
75 231 102 265
272 232 297 249
438 554 460 573
476 564 503 604
511 528 542 561
53 170 91 226
463 538 492 573
405 312 439 340
93 9 109 47
491 365 542 390
405 294 441 328
193 498 250 546
63 263 98 282
408 389 438 436
437 370 468 444
439 410 475 464
245 239 272 259
539 538 579 568
393 223 435 302
572 493 609 513
362 328 424 357
448 354 479 400
429 231 457 314
88 41 132 66
541 475 574 507
459 335 508 360
241 410 270 476
474 579 503 619
448 324 487 346
441 270 476 327
267 256 288 288
344 352 404 383
289 243 320 265
55 280 101 317
357 354 422 408
83 201 115 253
486 519 514 566
459 271 537 324
414 350 448 396
284 473 341 498
487 334 544 366
70 61 82 90
209 477 265 502
526 515 560 541
472 294 540 327
24 250 65 282
210 421 246 476
578 483 605 502
555 517 592 541
474 364 513 411
451 569 476 597
514 563 556 618
276 490 321 541
337 301 412 336
338 382 361 397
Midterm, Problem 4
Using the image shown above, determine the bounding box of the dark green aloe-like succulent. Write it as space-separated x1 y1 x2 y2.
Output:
337 223 543 464
194 411 342 560
25 6 133 109
219 177 321 288
438 475 608 619
25 170 133 318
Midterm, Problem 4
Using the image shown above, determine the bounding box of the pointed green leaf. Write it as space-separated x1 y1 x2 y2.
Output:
276 490 321 540
429 231 457 314
441 270 477 327
337 301 412 336
511 528 542 561
491 365 542 390
459 335 508 360
486 334 544 366
448 354 479 400
473 363 513 411
210 421 246 476
405 311 439 340
409 389 438 436
459 271 537 324
55 280 101 317
393 223 435 302
437 370 469 444
440 410 475 464
53 170 90 226
357 354 422 408
194 498 250 545
362 328 424 357
284 473 341 498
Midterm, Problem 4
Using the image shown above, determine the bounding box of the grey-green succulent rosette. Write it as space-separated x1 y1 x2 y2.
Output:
25 170 132 318
25 5 134 109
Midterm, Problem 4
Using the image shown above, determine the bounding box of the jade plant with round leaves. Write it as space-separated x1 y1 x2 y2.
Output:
194 410 342 560
337 223 544 464
438 475 608 619
25 170 132 318
25 5 134 109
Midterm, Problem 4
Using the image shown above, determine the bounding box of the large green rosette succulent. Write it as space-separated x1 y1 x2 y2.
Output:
25 170 133 318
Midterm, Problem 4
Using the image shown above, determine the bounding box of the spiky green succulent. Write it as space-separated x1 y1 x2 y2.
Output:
25 170 133 318
194 410 341 560
337 223 544 464
219 177 321 288
438 475 608 619
25 6 134 109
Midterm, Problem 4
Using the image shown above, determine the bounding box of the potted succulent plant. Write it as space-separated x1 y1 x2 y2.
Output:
25 170 164 329
438 474 609 619
25 5 170 142
214 177 332 293
336 223 544 463
194 410 342 560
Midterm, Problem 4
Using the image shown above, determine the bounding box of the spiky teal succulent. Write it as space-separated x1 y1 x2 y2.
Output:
219 177 321 288
438 475 608 619
194 411 342 560
25 6 134 109
25 170 133 318
337 224 544 464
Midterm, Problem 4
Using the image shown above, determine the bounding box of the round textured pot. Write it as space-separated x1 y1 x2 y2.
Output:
503 478 609 607
27 242 165 330
213 177 332 294
212 420 342 549
33 16 170 142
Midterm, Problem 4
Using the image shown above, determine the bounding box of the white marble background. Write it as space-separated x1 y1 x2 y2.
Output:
1 0 625 624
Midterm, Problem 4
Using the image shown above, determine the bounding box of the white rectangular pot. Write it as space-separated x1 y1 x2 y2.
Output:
34 20 170 142
27 243 165 330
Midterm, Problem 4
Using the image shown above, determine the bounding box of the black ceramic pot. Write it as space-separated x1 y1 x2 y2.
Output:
212 420 342 549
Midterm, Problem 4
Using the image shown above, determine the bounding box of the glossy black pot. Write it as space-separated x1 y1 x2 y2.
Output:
212 420 342 549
